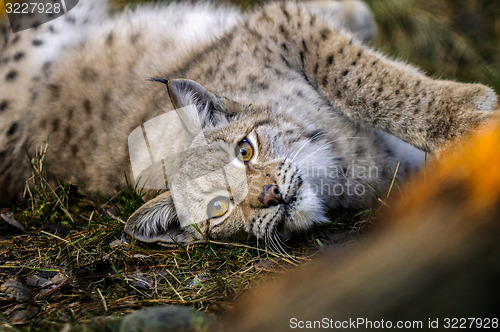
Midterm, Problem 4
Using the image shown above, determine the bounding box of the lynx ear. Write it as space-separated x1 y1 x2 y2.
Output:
149 78 215 110
125 191 197 243
149 78 238 126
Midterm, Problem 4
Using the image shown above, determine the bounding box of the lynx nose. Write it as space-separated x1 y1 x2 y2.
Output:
261 184 282 207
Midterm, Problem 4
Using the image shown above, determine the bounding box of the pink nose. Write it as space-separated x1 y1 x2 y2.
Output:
261 184 282 207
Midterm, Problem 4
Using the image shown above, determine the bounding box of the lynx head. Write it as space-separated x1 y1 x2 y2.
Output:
125 79 334 249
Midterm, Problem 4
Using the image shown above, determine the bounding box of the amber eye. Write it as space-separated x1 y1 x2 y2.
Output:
207 196 230 219
236 138 254 162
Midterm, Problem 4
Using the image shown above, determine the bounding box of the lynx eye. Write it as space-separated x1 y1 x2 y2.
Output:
207 196 230 219
236 138 254 162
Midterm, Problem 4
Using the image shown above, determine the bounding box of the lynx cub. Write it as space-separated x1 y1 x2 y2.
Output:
0 1 497 246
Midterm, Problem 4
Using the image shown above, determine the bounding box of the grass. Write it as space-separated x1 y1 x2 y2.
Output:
2 0 500 330
1 141 365 331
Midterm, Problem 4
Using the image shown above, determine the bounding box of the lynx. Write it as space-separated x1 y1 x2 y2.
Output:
0 1 497 247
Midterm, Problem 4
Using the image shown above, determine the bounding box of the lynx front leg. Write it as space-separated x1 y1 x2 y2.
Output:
306 35 498 152
258 3 498 152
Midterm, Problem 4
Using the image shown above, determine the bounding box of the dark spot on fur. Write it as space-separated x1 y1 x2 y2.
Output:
322 75 328 86
0 100 9 112
106 32 114 46
372 60 378 66
320 28 330 40
373 102 379 109
357 51 362 58
258 82 269 90
341 70 349 76
6 122 18 136
206 66 214 77
65 126 71 140
279 24 288 38
32 39 43 46
68 108 74 120
11 35 20 44
52 118 60 131
81 67 98 82
247 74 257 83
280 55 292 69
65 16 76 24
313 62 319 75
47 84 61 100
281 43 289 52
357 78 362 87
351 61 357 66
339 47 344 54
130 33 140 45
302 39 308 52
71 145 79 156
42 61 52 74
13 52 25 62
40 119 47 129
310 15 316 26
101 110 109 121
327 54 334 65
282 8 289 19
83 99 92 115
395 89 400 95
103 93 112 105
86 125 94 138
5 70 17 82
378 87 383 93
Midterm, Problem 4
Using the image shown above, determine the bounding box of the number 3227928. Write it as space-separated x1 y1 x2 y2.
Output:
5 2 62 14
444 318 498 329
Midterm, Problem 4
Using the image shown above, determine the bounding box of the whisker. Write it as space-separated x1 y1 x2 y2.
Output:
290 137 312 162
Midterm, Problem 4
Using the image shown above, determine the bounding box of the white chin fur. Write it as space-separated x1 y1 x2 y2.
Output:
286 184 329 232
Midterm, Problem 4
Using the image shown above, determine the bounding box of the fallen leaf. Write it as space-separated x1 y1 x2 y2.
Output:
0 278 32 302
1 212 26 233
5 304 39 324
26 275 52 288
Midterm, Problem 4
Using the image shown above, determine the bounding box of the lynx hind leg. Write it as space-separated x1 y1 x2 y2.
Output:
306 0 377 43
